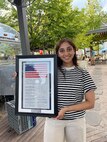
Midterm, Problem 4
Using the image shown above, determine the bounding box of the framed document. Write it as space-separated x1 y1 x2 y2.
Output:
15 54 58 117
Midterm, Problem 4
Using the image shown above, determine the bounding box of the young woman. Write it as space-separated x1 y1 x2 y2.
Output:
44 38 97 142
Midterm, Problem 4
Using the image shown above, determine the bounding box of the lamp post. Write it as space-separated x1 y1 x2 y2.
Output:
8 0 31 55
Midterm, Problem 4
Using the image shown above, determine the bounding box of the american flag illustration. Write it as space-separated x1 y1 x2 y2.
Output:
25 63 48 78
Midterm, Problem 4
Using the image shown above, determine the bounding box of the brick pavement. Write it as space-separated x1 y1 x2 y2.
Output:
86 64 107 142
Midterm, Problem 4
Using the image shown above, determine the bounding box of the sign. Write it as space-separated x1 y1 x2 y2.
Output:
15 54 58 117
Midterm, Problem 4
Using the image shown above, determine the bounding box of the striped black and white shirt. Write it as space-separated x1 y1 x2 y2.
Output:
57 66 97 120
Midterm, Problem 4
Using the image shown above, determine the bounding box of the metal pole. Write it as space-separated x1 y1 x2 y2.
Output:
15 0 31 55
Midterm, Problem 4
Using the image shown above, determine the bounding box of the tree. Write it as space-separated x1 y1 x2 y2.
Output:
27 0 77 50
0 0 104 52
0 0 7 9
73 0 103 54
85 0 103 30
0 0 18 31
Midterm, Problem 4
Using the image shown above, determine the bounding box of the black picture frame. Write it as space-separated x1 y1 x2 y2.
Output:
15 54 58 117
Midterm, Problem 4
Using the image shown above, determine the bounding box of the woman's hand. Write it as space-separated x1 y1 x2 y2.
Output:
12 72 17 79
55 107 67 120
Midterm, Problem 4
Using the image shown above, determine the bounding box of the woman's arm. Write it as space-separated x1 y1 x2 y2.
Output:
55 90 95 120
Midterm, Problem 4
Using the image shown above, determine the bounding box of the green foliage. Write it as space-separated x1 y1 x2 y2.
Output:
93 45 99 51
73 0 104 50
0 0 18 31
74 32 94 49
0 0 12 11
27 0 76 50
0 0 105 51
85 0 103 29
0 0 6 8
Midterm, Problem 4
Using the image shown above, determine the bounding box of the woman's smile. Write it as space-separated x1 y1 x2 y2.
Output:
58 42 75 67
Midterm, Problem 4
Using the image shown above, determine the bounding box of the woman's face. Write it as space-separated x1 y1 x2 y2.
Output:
58 42 75 67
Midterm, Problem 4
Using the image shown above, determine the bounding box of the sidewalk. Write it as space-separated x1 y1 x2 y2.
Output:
0 64 107 142
86 64 107 142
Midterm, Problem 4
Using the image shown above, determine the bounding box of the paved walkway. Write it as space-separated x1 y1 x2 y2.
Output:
0 64 107 142
86 64 107 142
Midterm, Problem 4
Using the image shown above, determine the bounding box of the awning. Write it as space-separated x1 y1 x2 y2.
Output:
87 26 107 42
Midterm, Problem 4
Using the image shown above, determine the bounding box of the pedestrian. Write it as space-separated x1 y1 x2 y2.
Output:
44 38 97 142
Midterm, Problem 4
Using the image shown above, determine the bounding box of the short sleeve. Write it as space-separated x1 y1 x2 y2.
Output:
82 69 97 93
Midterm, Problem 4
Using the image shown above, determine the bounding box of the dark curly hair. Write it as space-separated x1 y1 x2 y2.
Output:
55 38 78 68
